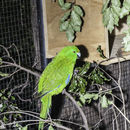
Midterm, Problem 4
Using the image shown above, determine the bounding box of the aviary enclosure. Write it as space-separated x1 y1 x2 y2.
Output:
0 0 130 130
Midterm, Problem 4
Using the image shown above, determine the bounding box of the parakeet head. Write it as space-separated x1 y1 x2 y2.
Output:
58 46 81 60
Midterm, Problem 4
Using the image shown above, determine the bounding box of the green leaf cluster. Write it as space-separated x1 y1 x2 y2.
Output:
100 94 113 108
0 89 22 126
69 62 111 108
120 0 130 18
97 45 106 59
69 62 90 94
122 15 130 52
102 0 130 52
88 68 110 85
58 0 84 42
102 0 121 33
78 91 113 108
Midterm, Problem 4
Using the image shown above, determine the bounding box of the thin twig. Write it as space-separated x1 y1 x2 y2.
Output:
2 61 40 77
117 57 127 130
63 90 89 130
0 69 21 81
0 45 10 57
111 95 119 130
0 111 71 130
112 103 130 124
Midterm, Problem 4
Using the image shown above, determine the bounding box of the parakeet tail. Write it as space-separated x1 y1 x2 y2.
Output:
38 94 52 130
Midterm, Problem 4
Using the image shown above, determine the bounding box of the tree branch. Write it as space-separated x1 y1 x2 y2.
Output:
62 90 89 130
0 111 72 130
2 61 40 77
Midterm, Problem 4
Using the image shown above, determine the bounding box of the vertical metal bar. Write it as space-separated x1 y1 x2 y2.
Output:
38 0 47 70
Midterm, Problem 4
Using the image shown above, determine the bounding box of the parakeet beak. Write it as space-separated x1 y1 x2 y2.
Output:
77 52 81 58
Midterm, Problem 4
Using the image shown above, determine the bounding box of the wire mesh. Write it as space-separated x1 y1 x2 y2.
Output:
0 0 41 129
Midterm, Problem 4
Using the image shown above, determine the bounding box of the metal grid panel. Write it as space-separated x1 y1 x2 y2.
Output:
0 0 39 113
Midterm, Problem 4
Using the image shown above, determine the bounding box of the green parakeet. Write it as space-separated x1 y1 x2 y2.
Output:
38 46 80 130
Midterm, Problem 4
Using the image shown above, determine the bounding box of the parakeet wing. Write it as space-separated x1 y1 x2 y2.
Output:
38 56 74 96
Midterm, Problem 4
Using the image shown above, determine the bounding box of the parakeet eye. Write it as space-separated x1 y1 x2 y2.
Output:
73 51 76 53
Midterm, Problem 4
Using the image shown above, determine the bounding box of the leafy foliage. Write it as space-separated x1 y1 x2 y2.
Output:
102 0 121 33
102 0 130 52
122 15 130 51
97 45 106 59
69 62 90 94
58 0 84 42
69 62 112 108
0 89 22 129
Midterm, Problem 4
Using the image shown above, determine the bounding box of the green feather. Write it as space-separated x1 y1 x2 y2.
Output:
38 95 51 130
38 46 80 130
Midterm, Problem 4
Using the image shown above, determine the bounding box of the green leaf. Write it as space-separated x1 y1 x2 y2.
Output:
21 126 28 130
87 99 92 104
111 0 121 7
111 5 121 17
73 5 84 17
120 7 130 18
108 100 113 105
127 15 130 26
93 94 99 100
84 93 95 99
90 70 105 84
60 21 69 31
0 72 9 77
78 62 91 75
102 6 120 33
3 115 8 123
73 25 81 32
0 104 6 112
71 10 82 26
102 0 110 13
66 30 75 42
80 93 96 104
122 32 130 52
0 93 2 97
77 101 83 107
123 0 130 10
107 9 115 33
101 95 108 108
120 0 130 18
66 24 75 42
78 78 87 93
58 0 64 7
97 45 106 59
61 3 72 10
98 69 110 81
3 96 8 100
7 91 11 96
60 11 71 22
48 125 54 130
79 95 86 104
111 7 120 26
0 104 3 108
11 96 15 100
102 7 110 26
